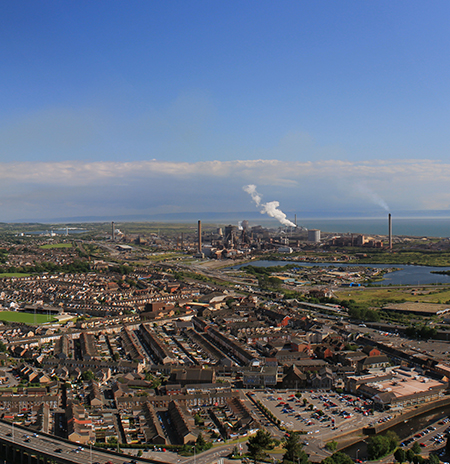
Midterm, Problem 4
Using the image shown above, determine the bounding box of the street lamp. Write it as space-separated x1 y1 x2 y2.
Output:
356 449 360 462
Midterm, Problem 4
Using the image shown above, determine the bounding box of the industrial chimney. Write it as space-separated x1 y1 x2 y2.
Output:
198 220 202 254
388 213 392 250
111 221 115 241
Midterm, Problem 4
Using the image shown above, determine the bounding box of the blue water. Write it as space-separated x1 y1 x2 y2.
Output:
233 260 450 286
296 217 450 237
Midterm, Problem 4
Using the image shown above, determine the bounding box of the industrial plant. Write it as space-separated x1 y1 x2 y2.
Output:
185 214 392 259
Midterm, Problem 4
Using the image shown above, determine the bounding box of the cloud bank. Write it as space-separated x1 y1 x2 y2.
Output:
0 158 449 221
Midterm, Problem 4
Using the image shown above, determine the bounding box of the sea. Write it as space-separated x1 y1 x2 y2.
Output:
297 217 450 238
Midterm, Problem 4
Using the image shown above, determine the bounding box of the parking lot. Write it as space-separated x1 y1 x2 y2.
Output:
401 419 450 451
250 390 387 442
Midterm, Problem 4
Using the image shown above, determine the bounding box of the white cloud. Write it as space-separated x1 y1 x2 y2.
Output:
0 158 450 220
0 158 448 184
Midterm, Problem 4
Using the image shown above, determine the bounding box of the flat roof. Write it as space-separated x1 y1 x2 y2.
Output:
367 368 445 399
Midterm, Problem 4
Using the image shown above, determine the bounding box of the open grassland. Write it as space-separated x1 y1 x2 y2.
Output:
145 252 187 262
354 250 450 267
0 311 57 324
111 222 218 237
335 285 450 306
40 243 72 249
0 273 31 278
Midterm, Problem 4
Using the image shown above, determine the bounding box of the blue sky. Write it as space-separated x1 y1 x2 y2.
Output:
1 1 450 222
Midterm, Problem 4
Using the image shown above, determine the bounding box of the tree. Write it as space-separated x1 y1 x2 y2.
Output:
385 431 399 451
107 436 117 445
428 454 440 464
282 432 308 464
325 441 338 452
194 414 204 426
81 369 95 381
411 442 421 454
196 432 206 451
321 451 354 464
247 430 272 463
406 449 415 463
367 436 388 460
367 432 398 460
394 448 406 464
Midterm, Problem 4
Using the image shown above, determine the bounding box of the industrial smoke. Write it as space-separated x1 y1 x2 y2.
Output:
357 183 390 212
243 184 262 206
243 184 297 228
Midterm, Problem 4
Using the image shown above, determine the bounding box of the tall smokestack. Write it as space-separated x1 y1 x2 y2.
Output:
295 214 297 227
388 214 392 250
198 220 202 254
112 222 115 241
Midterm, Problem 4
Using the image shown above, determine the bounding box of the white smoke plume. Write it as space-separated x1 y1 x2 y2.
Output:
243 184 261 206
261 201 297 227
356 183 390 212
243 184 297 228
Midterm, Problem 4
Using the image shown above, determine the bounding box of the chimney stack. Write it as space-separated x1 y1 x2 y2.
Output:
388 213 392 250
198 220 202 254
111 221 115 241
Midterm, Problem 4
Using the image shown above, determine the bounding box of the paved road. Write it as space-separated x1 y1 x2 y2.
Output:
0 420 164 464
183 444 235 464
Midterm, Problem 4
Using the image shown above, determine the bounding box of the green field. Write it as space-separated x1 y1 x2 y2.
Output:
335 285 450 306
0 311 57 324
0 273 31 278
40 243 72 249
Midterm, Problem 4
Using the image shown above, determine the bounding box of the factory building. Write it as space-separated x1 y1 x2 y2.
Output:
308 229 321 243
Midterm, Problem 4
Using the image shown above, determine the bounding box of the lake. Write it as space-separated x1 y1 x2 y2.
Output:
232 260 450 286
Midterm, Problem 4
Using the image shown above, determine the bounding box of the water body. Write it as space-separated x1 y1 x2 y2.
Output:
233 261 450 286
293 217 450 238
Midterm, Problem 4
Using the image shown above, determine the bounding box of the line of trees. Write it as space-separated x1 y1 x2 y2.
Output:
0 259 90 274
405 324 438 340
395 446 439 464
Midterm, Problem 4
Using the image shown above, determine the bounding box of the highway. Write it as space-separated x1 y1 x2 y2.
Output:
0 420 170 464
